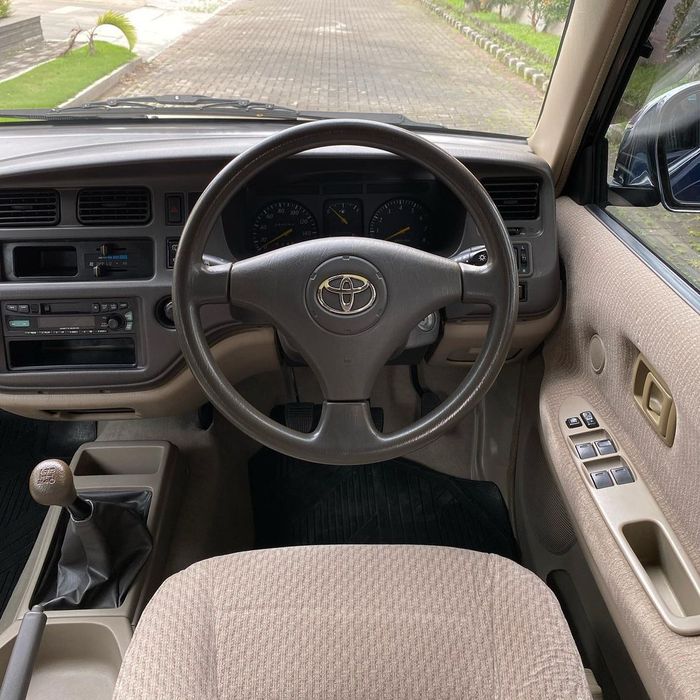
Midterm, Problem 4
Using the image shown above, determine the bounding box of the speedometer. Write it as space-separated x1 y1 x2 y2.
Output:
250 200 318 253
368 198 431 249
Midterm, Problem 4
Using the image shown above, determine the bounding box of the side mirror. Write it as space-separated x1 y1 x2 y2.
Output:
610 81 700 212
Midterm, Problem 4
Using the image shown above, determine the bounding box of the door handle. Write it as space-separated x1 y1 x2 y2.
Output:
633 354 676 446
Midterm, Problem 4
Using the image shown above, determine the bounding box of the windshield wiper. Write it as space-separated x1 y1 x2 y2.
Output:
0 95 300 121
0 94 444 129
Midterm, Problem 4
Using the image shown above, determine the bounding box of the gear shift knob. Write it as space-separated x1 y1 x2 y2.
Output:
29 459 92 520
29 459 75 506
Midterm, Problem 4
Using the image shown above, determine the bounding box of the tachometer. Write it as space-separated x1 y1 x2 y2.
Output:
250 200 318 253
368 198 431 248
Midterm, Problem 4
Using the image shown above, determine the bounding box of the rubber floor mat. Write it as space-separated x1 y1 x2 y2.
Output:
249 451 518 560
0 411 95 616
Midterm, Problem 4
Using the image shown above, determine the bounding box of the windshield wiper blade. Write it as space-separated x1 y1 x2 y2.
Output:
0 94 300 120
67 94 300 115
0 96 444 130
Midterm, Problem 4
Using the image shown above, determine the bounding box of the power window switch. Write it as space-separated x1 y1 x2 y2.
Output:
611 466 635 485
565 416 582 429
591 471 614 489
580 411 599 429
595 439 616 455
576 442 597 460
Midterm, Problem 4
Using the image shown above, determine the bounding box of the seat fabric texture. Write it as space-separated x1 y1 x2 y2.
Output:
113 545 591 699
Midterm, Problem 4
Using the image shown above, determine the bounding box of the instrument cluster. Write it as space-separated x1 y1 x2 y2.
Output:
226 174 464 258
248 196 434 254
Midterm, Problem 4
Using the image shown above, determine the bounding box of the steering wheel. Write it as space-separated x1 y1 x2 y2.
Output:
173 120 518 465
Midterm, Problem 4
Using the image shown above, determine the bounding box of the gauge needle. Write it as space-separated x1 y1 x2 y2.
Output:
386 226 411 241
329 207 348 225
262 227 293 249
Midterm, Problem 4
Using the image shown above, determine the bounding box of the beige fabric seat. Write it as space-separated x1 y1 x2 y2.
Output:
114 545 591 699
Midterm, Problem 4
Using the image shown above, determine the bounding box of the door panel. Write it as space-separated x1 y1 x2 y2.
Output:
538 197 700 698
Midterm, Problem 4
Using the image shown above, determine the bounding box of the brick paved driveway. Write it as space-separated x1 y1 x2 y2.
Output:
108 0 541 134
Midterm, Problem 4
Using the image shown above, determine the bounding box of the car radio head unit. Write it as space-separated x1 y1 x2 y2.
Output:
3 299 135 337
2 299 137 370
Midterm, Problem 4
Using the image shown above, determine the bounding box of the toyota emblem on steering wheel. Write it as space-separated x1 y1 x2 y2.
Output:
317 274 377 315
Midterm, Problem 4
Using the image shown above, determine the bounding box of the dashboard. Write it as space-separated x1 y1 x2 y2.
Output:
0 122 560 419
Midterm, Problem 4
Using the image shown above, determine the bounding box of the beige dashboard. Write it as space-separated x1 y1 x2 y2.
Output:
0 299 560 421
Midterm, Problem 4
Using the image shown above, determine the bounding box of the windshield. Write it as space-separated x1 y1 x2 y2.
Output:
0 0 573 134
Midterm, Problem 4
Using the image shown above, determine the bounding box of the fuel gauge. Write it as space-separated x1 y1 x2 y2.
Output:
323 199 363 236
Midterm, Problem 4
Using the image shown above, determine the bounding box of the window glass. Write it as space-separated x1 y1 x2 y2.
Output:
0 0 574 136
606 0 700 290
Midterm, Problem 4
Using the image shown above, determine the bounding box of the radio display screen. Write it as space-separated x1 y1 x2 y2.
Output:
38 316 95 329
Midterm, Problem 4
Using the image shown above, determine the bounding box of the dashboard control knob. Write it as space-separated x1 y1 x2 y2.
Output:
155 297 176 328
107 315 124 331
93 263 107 278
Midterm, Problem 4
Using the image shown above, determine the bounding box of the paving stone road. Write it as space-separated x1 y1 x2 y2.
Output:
107 0 542 135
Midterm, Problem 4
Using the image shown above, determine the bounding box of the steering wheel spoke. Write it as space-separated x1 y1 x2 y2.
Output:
310 401 384 456
191 261 233 306
460 260 501 306
227 254 285 316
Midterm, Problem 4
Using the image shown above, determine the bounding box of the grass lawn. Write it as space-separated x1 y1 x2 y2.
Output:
433 2 560 74
467 11 561 60
0 41 134 110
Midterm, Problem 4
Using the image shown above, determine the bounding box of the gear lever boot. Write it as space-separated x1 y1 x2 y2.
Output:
29 459 153 610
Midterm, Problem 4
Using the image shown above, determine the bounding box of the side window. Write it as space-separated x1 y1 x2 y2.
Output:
605 0 700 291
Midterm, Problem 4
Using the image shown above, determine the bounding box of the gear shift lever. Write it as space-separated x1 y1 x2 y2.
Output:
29 459 92 521
27 458 153 610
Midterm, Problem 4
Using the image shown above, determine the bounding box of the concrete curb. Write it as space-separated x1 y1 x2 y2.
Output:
60 57 142 107
419 0 550 94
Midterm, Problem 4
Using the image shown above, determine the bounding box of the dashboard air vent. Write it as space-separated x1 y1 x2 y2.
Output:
0 189 60 227
482 178 540 220
77 187 151 225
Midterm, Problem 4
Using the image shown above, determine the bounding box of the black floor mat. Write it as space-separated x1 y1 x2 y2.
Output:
249 450 518 561
0 411 95 616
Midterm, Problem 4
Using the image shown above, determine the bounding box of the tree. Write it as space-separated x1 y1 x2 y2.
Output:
512 0 544 29
514 0 570 29
63 10 137 56
666 0 694 50
541 0 570 24
0 0 12 19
